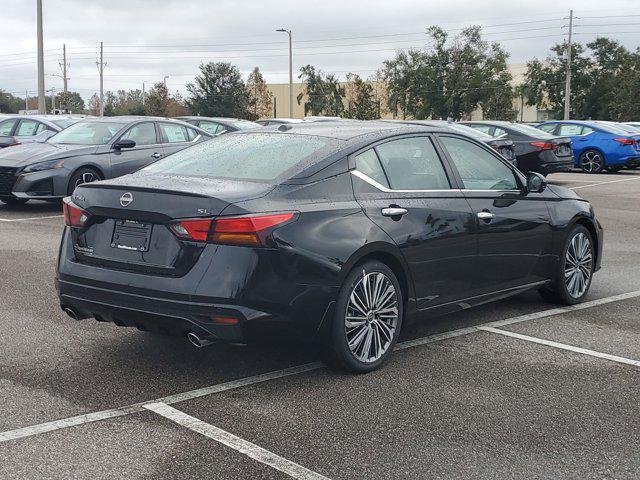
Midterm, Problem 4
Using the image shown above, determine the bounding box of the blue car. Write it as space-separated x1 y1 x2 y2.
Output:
537 120 640 173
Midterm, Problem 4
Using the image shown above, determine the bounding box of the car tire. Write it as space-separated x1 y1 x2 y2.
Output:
579 149 604 174
322 260 403 373
67 167 102 195
539 225 595 305
0 197 28 206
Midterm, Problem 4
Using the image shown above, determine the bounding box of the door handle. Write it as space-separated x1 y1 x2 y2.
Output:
477 211 494 221
152 152 162 159
381 207 408 217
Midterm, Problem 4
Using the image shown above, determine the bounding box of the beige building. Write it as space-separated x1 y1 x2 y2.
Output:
266 64 542 122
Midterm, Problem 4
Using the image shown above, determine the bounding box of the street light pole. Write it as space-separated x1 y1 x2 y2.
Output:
276 28 293 118
163 76 169 88
36 0 46 114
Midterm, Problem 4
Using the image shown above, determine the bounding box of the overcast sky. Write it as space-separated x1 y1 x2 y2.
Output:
1 0 639 101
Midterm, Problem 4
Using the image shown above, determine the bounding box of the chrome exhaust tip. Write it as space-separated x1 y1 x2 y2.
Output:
63 307 79 321
187 332 214 348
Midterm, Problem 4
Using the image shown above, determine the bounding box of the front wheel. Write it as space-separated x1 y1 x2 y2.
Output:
539 225 595 305
322 260 403 373
0 197 28 206
67 167 102 195
579 150 604 174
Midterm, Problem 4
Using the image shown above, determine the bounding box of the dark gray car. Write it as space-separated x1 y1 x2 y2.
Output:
0 114 84 148
0 116 212 205
175 116 260 135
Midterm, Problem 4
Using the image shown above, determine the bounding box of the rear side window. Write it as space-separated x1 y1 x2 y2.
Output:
440 136 517 190
468 124 492 135
375 136 450 190
159 123 189 143
558 124 584 136
16 119 45 136
355 149 389 188
0 119 17 135
186 127 200 141
142 133 333 182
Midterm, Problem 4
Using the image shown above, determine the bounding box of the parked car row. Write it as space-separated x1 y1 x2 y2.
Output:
0 114 85 148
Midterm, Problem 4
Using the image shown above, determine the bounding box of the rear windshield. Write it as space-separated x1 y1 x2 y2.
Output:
592 122 632 134
49 121 127 145
142 133 335 182
445 123 493 140
230 120 261 130
507 123 556 138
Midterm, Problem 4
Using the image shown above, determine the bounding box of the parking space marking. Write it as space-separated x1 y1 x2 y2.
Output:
0 214 63 222
479 326 640 367
570 176 640 190
144 402 331 480
1 289 640 444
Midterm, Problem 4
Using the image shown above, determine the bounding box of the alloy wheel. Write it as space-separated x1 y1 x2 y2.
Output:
345 271 398 363
74 171 97 189
564 232 593 299
581 151 602 173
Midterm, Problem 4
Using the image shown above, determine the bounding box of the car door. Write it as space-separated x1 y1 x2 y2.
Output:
158 122 200 155
350 135 478 310
109 121 164 178
437 134 553 295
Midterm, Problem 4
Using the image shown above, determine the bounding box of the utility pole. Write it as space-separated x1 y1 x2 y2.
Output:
97 41 104 116
163 75 169 88
25 90 29 111
564 9 573 120
36 0 46 114
276 28 293 118
61 43 69 94
142 81 146 105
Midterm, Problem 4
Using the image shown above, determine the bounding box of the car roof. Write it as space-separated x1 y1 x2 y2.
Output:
176 116 248 122
247 120 445 141
80 116 193 123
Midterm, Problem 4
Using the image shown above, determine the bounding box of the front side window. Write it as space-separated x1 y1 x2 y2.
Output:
375 136 450 190
440 136 518 190
49 121 126 145
120 122 157 146
159 123 189 143
142 133 334 182
355 149 389 188
0 119 17 135
558 124 584 136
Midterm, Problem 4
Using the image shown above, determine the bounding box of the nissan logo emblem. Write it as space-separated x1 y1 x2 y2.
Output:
120 192 134 207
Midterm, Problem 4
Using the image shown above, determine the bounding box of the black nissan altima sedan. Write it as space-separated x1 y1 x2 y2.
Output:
57 122 603 372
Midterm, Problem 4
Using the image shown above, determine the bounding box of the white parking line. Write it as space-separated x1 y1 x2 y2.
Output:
0 214 63 222
144 402 331 480
1 289 640 444
570 176 640 190
479 326 640 367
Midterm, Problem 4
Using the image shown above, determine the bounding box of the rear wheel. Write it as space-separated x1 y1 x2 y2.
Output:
579 149 604 174
539 225 594 305
322 260 403 373
67 167 102 195
0 197 28 206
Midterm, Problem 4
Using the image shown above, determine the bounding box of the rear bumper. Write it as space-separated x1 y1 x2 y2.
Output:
541 158 573 173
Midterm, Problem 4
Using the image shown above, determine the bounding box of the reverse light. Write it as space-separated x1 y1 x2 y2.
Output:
530 142 555 151
614 137 636 146
62 197 91 228
168 213 296 247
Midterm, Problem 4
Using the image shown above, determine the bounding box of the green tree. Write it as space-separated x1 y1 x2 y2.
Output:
57 91 85 113
246 67 273 120
0 91 27 113
144 82 171 116
187 62 248 118
380 26 513 120
343 73 378 119
297 65 345 116
609 51 640 121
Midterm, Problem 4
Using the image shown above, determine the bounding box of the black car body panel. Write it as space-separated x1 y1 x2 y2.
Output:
56 123 603 345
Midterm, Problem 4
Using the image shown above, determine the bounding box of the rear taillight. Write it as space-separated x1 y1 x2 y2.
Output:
168 213 295 247
530 142 555 151
614 137 636 146
62 197 91 228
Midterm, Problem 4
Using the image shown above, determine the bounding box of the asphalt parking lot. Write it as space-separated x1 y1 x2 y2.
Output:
1 169 639 479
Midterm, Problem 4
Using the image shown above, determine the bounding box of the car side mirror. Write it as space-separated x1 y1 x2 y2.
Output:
114 139 136 150
0 136 19 148
526 171 547 193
